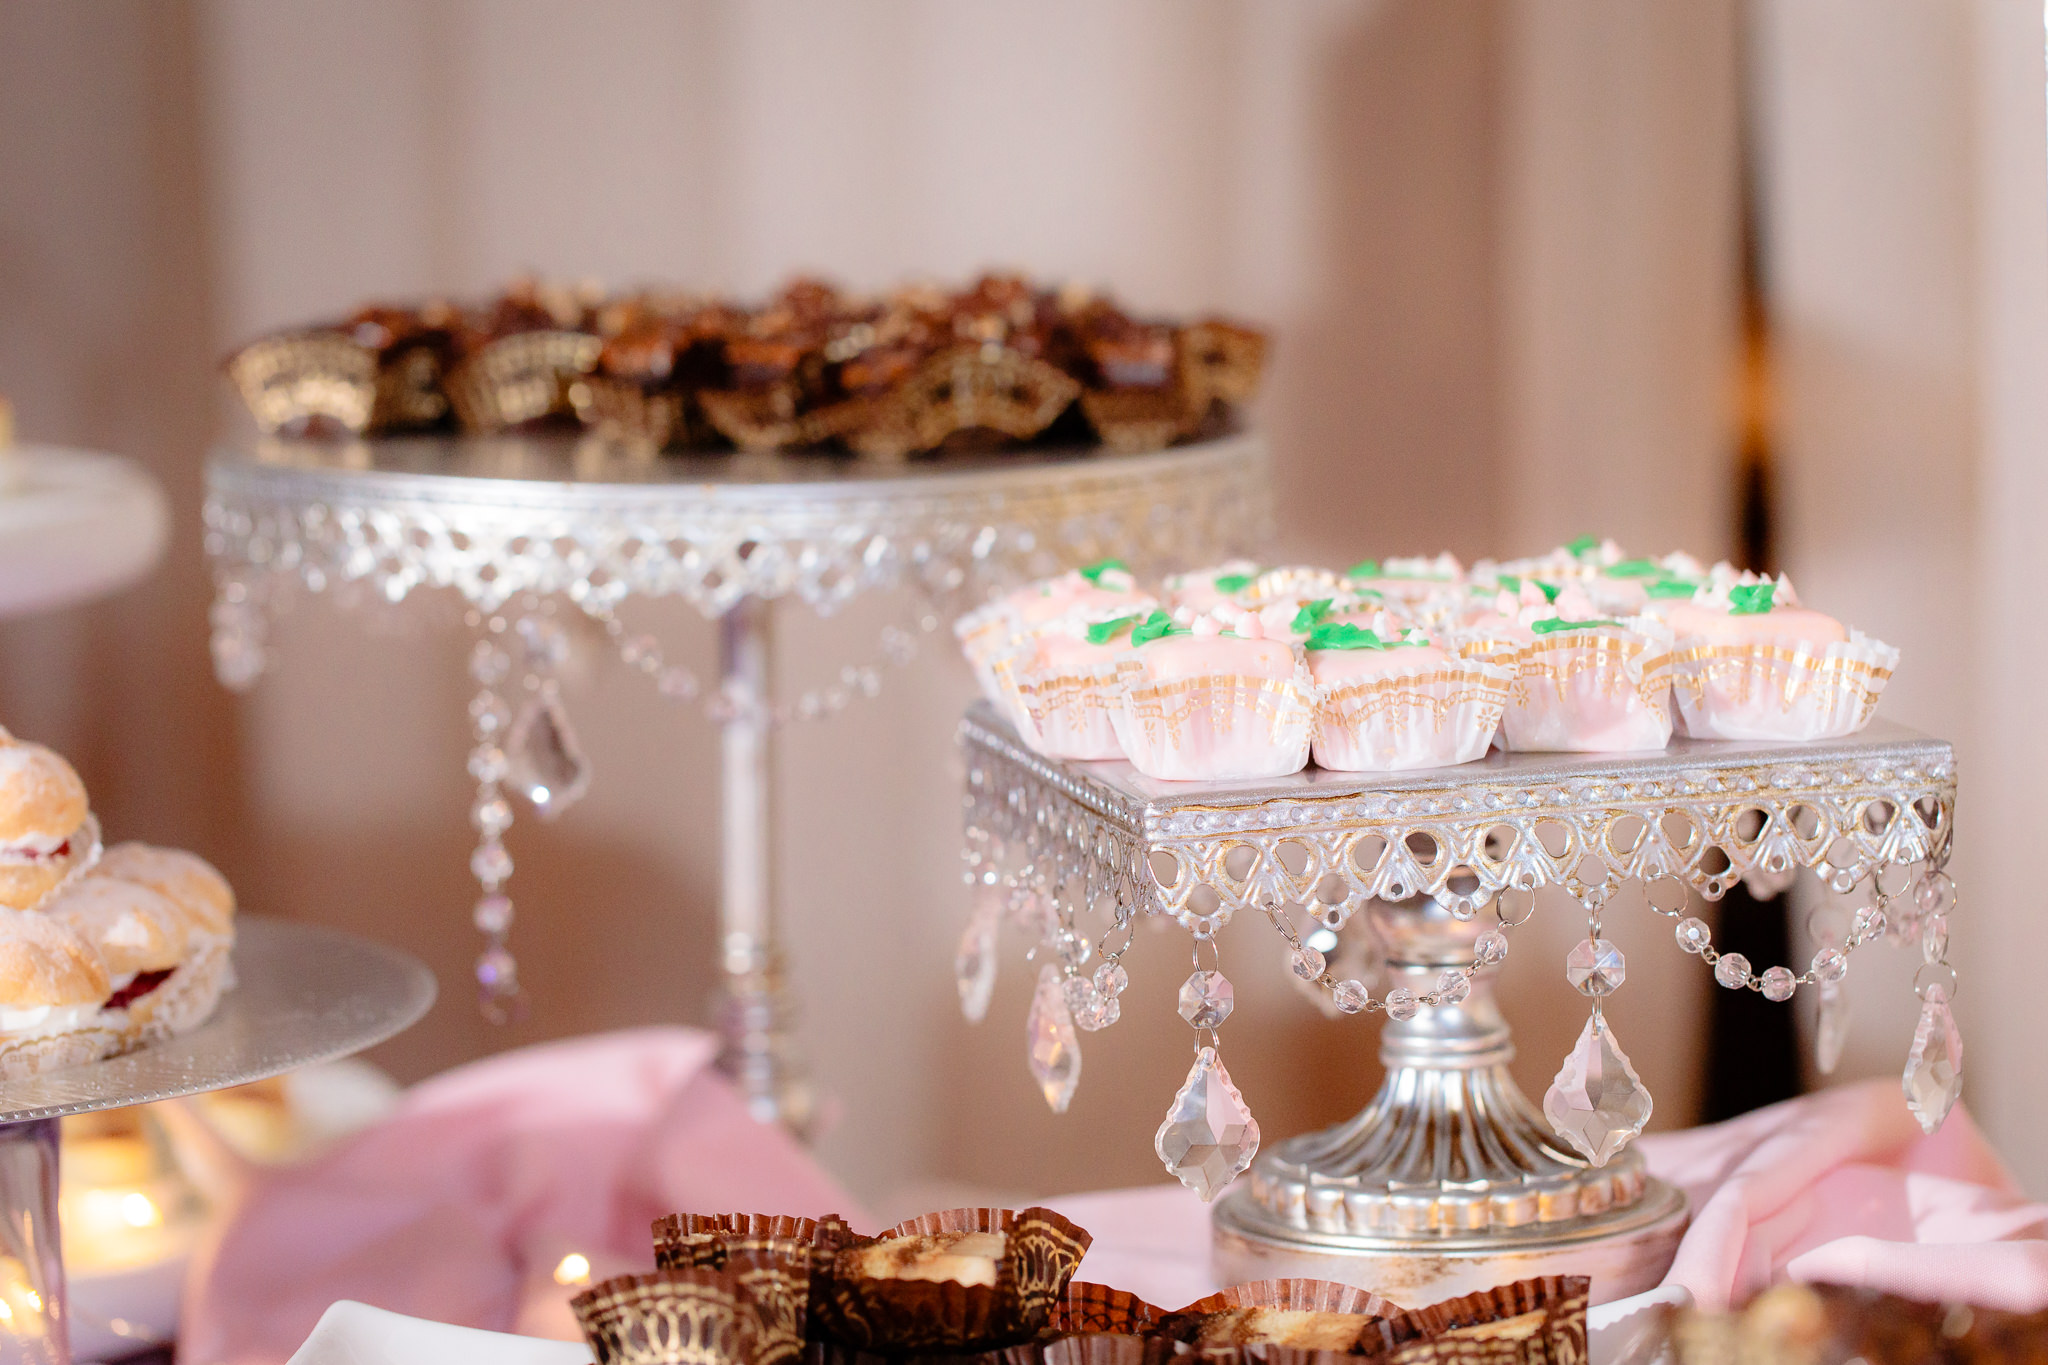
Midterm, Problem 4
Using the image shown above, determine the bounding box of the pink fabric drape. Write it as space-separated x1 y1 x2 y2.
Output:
181 1028 865 1365
1055 1078 2048 1314
184 1034 2046 1365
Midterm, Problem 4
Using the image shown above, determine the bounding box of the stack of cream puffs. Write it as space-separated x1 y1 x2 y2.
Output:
0 728 235 1079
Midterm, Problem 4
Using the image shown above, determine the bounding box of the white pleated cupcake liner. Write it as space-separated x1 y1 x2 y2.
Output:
1498 624 1676 752
1670 629 1899 741
1310 658 1513 772
1110 659 1315 780
989 646 1126 761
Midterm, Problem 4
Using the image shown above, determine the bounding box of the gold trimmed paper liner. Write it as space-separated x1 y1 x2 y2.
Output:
226 331 377 435
1669 629 1898 741
573 1268 745 1365
1446 631 1524 674
1173 1280 1395 1318
724 1246 813 1365
1152 1279 1399 1365
813 1206 1092 1352
370 338 453 431
1496 619 1675 753
1040 1334 1161 1365
1353 1275 1587 1364
954 601 1025 710
991 646 1126 762
1053 1282 1164 1336
1310 658 1511 772
652 1212 858 1256
848 346 1081 463
1111 661 1316 782
445 330 602 432
571 374 695 456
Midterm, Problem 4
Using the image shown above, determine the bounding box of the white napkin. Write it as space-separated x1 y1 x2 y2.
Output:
287 1302 589 1365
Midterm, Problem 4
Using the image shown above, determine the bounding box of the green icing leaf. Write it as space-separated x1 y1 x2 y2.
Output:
1605 559 1660 578
1646 577 1700 600
1531 616 1619 634
1084 614 1141 646
1728 581 1776 615
1290 598 1335 633
1305 622 1429 652
1212 572 1254 594
1566 534 1600 557
1078 558 1130 586
1130 609 1191 646
1492 574 1560 603
1344 559 1379 580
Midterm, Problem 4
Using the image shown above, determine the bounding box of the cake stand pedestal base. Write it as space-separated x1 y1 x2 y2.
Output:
1212 1177 1687 1307
1209 893 1689 1308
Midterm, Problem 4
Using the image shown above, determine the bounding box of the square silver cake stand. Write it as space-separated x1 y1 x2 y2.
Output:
958 703 1956 1305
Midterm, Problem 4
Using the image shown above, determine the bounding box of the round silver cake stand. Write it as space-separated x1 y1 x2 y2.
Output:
0 917 436 1365
958 703 1957 1305
203 431 1270 1134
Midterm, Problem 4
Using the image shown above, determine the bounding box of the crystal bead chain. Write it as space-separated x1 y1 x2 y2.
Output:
1676 864 1928 1000
465 616 525 1024
574 597 941 725
1262 901 1499 1018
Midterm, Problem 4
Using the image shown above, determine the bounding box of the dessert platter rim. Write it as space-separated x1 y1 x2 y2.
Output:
0 916 436 1125
0 443 170 619
959 699 1953 837
204 426 1267 515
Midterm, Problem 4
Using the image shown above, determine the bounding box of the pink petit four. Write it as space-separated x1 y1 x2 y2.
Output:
1342 553 1463 606
1162 560 1263 615
1493 598 1676 752
1305 622 1510 772
1111 608 1313 780
1664 573 1897 740
990 609 1148 761
954 560 1153 706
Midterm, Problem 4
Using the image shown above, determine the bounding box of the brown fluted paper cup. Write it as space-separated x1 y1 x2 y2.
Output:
811 1206 1092 1351
572 1268 744 1365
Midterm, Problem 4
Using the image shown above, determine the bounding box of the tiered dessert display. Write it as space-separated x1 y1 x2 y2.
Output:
205 274 1274 1132
956 543 1956 1304
0 730 434 1365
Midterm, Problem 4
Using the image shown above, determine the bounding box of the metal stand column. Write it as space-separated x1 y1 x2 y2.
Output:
717 597 812 1133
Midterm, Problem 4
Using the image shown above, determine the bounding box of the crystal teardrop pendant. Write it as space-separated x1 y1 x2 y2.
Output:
956 906 998 1023
1026 964 1081 1113
1155 1045 1259 1201
1815 978 1850 1076
505 691 592 819
1543 1013 1653 1167
1902 994 1963 1134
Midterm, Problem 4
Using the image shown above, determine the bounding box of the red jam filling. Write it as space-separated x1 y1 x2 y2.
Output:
104 970 170 1011
2 840 69 863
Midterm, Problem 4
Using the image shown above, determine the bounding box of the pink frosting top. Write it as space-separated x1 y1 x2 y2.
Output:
1663 602 1848 644
1661 573 1847 644
1134 634 1297 681
1163 560 1262 616
1024 618 1131 673
1002 570 1152 629
1307 641 1450 686
1130 609 1297 682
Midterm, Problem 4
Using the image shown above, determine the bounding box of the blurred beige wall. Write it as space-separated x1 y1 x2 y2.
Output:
4 0 2039 1207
